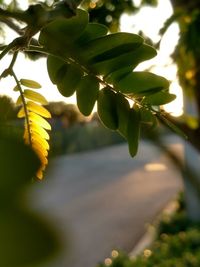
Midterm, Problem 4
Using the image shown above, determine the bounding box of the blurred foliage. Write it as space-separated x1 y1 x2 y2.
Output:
0 131 62 267
49 117 124 156
81 0 137 32
98 192 200 267
47 102 85 126
0 95 17 122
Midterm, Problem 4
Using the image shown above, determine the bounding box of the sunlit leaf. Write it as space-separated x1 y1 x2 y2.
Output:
76 75 99 116
32 143 48 157
16 95 22 106
36 152 48 166
29 112 51 130
20 79 41 89
27 101 51 118
36 168 44 180
24 90 48 105
29 123 50 140
17 107 26 118
31 132 50 151
13 85 19 91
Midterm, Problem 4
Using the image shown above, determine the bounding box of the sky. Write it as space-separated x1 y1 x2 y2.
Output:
0 0 183 116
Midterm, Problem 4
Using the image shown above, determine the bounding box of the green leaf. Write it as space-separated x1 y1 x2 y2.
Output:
116 93 130 138
105 67 133 84
143 91 176 105
81 32 143 63
130 44 157 69
76 75 99 116
140 107 157 129
91 44 157 76
97 88 118 130
47 55 65 84
57 63 83 97
115 71 169 96
76 23 108 45
127 108 141 157
39 9 89 54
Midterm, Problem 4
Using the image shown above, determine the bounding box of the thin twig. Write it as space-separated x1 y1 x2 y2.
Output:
11 69 32 145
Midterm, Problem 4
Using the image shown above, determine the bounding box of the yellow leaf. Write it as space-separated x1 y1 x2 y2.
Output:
31 132 50 150
20 79 42 89
24 89 48 105
13 85 20 91
27 101 51 118
17 107 25 118
16 95 23 106
36 169 43 180
29 112 52 130
32 143 48 157
30 123 50 140
37 152 48 165
23 129 30 144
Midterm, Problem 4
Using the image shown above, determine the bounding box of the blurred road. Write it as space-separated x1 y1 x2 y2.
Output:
32 137 183 267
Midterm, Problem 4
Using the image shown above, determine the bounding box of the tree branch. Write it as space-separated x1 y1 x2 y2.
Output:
0 17 23 35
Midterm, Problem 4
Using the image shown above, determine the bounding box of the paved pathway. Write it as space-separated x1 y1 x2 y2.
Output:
32 138 183 267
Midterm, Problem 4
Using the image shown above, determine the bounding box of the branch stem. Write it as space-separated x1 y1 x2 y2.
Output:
11 70 32 145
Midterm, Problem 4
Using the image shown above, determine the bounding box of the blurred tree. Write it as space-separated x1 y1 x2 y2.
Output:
47 102 85 126
0 95 16 122
81 0 137 32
